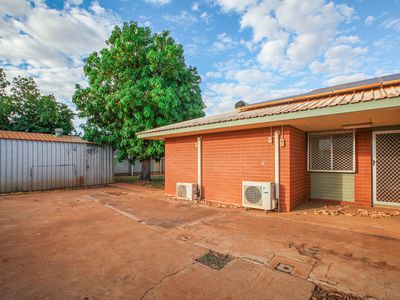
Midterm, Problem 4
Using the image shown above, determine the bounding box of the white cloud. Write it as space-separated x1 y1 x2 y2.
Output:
138 15 152 27
206 71 223 79
0 0 31 16
200 12 212 24
185 43 199 55
13 4 114 54
336 35 360 44
163 10 197 26
0 0 119 105
66 0 84 6
365 15 375 26
240 3 283 43
216 0 257 12
382 18 400 32
226 69 272 85
204 81 306 115
210 32 238 51
203 58 285 114
204 0 371 115
310 45 368 75
206 82 265 112
89 1 105 15
5 65 86 100
143 0 171 6
257 39 287 69
191 2 199 11
325 73 369 86
373 34 400 52
216 0 360 75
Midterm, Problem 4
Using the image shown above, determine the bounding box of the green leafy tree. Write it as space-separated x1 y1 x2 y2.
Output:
0 68 9 97
73 22 205 180
0 69 74 134
0 69 13 128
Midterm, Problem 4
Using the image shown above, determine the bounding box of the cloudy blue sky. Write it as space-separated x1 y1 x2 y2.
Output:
1 0 400 121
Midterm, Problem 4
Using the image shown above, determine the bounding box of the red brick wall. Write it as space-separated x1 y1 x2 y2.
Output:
354 129 372 207
164 125 309 211
279 126 308 211
289 127 309 210
165 127 372 209
201 128 275 204
165 136 197 195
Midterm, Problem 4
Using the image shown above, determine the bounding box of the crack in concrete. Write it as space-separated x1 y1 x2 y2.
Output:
289 242 400 271
140 262 195 300
86 191 397 299
237 256 266 266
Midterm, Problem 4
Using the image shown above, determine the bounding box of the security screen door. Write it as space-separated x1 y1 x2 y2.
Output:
373 130 400 206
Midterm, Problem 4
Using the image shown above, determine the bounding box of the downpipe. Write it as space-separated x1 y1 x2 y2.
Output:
274 130 280 212
197 137 202 200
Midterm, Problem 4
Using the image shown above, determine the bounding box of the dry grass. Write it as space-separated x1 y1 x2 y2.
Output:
311 285 365 300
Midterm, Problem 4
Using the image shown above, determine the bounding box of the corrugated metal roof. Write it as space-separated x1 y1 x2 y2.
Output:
248 73 400 107
139 83 400 135
0 130 93 144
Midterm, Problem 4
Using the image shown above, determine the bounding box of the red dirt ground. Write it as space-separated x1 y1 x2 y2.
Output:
0 184 399 299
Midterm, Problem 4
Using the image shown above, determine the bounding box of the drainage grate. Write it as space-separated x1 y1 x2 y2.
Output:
196 250 233 270
275 263 294 274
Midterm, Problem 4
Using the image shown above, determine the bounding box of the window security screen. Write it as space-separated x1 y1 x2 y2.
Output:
308 131 355 172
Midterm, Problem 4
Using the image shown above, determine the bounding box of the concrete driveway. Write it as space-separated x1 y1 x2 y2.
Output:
1 184 399 299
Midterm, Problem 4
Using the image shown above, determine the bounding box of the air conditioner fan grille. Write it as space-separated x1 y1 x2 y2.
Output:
244 186 262 204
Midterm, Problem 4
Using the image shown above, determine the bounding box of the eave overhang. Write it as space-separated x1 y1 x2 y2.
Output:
137 97 400 140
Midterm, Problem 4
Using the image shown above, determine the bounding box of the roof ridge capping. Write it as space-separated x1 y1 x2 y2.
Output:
239 73 400 112
0 130 92 144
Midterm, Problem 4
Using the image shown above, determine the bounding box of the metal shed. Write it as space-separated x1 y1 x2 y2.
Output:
0 130 113 193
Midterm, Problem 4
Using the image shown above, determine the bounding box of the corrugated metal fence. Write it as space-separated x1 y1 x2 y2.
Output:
114 159 165 176
114 159 132 175
0 139 113 193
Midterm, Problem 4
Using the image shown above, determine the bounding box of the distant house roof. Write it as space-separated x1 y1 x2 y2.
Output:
138 73 400 139
0 130 93 144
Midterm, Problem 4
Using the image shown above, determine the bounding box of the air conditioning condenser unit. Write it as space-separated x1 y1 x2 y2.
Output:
176 183 199 200
242 181 276 211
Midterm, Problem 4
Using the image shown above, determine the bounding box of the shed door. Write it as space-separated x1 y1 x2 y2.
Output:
373 130 400 206
86 145 104 186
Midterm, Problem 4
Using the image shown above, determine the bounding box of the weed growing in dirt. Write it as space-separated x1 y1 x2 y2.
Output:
196 250 233 270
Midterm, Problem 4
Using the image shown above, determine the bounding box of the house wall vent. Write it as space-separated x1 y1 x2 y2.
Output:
242 181 276 210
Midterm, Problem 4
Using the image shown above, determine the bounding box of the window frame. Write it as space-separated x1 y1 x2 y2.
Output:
307 130 356 173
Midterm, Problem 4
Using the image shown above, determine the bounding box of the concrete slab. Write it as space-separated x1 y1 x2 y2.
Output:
0 188 206 299
145 259 315 300
267 256 314 280
1 185 400 299
87 186 220 231
309 255 400 299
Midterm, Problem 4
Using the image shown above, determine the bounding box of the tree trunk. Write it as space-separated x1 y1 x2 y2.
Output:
139 159 151 181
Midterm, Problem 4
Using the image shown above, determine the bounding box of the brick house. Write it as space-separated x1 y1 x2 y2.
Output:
138 74 400 211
